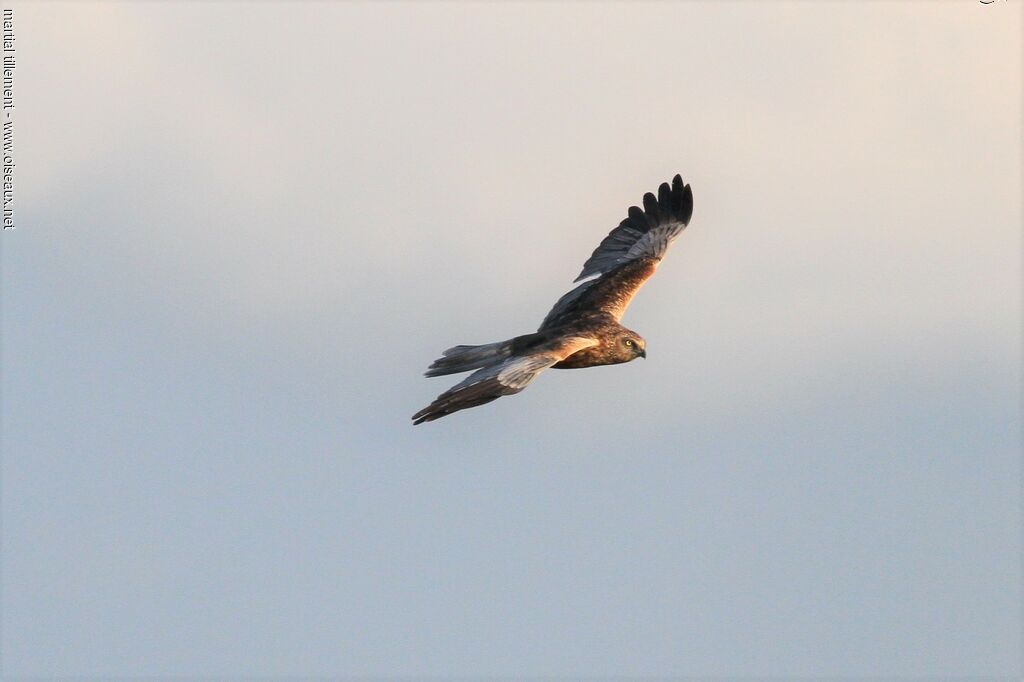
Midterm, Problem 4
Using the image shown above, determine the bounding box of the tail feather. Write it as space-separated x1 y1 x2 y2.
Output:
424 340 513 377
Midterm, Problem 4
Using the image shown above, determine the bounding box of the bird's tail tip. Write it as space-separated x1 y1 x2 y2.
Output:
423 340 511 377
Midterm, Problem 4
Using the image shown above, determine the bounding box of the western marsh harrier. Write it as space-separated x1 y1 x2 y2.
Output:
413 174 693 424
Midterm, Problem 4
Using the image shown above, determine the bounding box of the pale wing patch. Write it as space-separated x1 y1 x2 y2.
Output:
497 336 598 388
624 221 686 263
575 175 692 282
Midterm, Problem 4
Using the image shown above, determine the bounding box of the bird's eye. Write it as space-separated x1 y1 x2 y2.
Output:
624 339 634 347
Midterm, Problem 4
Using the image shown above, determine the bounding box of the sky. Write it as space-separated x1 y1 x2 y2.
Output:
1 1 1021 678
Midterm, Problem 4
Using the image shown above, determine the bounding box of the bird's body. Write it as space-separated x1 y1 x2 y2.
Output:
548 313 644 369
413 175 693 424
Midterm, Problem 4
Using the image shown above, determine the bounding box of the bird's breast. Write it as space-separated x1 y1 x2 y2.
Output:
552 345 627 369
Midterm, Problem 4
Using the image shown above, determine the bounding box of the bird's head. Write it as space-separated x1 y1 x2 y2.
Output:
619 333 647 362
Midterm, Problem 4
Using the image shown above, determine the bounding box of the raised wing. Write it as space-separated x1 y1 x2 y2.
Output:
411 336 598 424
541 174 692 330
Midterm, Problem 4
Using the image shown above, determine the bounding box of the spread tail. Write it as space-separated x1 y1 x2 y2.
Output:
424 340 514 377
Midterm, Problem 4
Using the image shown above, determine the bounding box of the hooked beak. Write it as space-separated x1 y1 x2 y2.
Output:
638 348 647 359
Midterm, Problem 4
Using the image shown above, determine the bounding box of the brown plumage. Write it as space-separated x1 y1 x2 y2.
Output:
412 174 693 425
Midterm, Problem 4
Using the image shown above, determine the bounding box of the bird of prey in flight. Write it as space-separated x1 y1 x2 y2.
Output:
412 174 694 425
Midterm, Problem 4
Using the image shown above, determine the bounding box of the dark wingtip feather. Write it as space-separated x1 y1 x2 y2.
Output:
657 182 671 214
642 192 661 226
642 191 659 215
670 175 684 213
679 182 693 225
627 205 648 232
667 174 694 225
412 403 444 425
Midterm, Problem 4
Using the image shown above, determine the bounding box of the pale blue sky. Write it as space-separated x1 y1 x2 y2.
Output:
2 1 1021 678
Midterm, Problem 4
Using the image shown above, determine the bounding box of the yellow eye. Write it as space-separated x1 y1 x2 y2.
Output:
624 339 634 347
